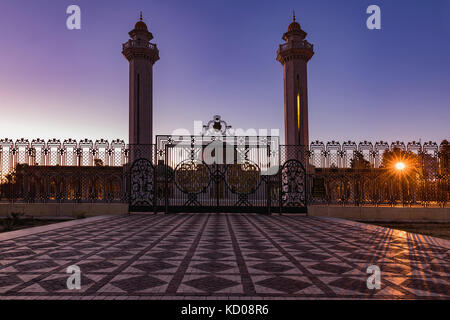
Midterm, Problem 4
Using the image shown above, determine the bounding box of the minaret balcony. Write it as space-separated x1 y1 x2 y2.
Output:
122 39 157 51
122 39 159 63
276 40 314 63
278 40 314 53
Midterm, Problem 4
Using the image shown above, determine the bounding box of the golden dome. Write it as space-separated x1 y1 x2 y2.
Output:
134 20 148 31
288 21 301 32
282 11 307 41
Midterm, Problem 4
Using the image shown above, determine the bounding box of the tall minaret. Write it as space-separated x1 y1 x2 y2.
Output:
276 12 314 147
122 13 159 147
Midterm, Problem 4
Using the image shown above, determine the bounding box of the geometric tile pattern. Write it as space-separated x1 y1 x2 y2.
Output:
0 214 448 299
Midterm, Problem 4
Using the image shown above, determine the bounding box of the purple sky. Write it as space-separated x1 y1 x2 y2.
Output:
0 0 449 144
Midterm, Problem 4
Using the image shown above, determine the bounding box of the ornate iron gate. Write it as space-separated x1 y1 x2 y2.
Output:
155 140 307 214
127 133 307 214
280 159 307 213
164 144 272 213
129 157 155 212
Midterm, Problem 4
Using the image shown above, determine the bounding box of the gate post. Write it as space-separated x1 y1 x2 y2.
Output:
164 145 169 214
266 145 272 215
215 163 219 212
279 165 283 215
266 177 271 215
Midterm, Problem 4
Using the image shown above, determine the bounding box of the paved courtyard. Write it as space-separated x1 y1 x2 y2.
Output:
0 214 448 299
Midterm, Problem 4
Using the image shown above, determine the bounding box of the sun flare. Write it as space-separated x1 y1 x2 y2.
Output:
395 162 406 171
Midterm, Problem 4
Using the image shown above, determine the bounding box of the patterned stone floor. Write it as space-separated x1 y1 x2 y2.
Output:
0 214 448 299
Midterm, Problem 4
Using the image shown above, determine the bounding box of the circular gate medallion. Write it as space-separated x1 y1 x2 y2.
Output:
174 160 210 193
225 161 260 194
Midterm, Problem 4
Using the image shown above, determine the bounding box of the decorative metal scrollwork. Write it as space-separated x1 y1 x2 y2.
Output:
130 158 154 207
281 159 306 207
2 138 447 210
174 160 210 193
225 161 260 194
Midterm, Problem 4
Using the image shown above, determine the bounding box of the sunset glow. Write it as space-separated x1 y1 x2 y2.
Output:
0 1 449 143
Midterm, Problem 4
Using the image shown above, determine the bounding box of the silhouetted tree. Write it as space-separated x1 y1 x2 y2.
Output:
380 147 422 186
350 151 371 169
439 140 450 175
380 148 418 169
94 158 104 166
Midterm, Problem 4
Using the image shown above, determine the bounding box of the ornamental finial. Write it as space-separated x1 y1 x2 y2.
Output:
140 11 143 21
293 10 296 22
